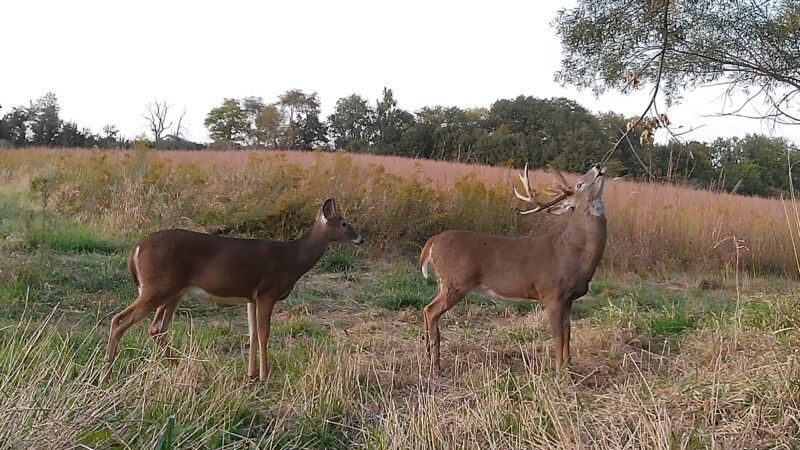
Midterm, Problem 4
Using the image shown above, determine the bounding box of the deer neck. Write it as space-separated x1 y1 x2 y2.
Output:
555 212 607 275
288 223 331 274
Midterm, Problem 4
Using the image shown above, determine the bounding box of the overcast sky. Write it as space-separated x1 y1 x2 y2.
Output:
3 0 799 145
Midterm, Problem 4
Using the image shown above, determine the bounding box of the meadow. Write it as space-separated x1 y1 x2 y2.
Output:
1 148 799 448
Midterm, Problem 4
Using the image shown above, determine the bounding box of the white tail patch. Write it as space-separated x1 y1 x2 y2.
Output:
133 246 142 295
421 245 434 279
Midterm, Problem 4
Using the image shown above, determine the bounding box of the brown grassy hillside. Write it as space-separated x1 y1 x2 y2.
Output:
1 148 796 278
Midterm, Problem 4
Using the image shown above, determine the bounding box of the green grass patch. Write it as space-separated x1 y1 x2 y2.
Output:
273 318 327 339
641 303 699 339
375 265 434 311
27 221 118 254
317 245 362 273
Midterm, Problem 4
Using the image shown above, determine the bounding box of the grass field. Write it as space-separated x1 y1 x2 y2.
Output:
1 149 800 448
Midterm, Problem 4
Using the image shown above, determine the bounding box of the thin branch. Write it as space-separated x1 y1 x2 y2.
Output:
601 1 670 165
612 122 655 179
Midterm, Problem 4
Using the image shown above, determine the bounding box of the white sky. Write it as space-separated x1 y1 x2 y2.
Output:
2 0 799 145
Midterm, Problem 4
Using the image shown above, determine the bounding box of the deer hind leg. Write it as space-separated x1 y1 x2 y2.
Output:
423 284 467 374
546 302 566 371
101 293 165 383
148 298 181 362
247 302 258 380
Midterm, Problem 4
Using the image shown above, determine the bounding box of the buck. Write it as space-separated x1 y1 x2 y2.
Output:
419 163 607 371
101 198 364 383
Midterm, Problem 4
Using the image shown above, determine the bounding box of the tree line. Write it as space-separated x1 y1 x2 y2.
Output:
1 90 798 198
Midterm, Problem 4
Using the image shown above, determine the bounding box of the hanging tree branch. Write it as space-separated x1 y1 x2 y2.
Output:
601 0 671 166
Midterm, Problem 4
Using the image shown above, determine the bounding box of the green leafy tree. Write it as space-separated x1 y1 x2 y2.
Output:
0 106 30 147
278 89 327 149
555 0 800 122
299 113 328 150
328 94 374 151
204 99 249 146
408 106 482 161
29 92 61 147
242 96 266 145
477 96 608 171
254 105 283 149
711 135 798 196
373 88 414 154
58 122 98 148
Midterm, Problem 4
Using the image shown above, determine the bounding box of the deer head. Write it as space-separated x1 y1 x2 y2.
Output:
543 164 606 218
514 163 576 215
316 198 365 245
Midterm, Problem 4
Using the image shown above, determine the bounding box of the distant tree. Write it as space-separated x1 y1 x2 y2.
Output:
0 105 25 147
299 113 328 150
278 89 307 149
100 124 120 148
2 107 30 147
171 108 188 141
242 97 266 121
328 94 374 151
254 105 283 149
373 88 414 154
59 122 98 148
555 0 800 124
476 96 607 171
277 89 327 149
143 99 173 143
240 96 266 146
422 106 488 162
204 99 249 146
29 92 61 147
102 124 119 141
711 135 799 196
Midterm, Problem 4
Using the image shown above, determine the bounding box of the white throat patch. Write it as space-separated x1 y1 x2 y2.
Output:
590 200 606 217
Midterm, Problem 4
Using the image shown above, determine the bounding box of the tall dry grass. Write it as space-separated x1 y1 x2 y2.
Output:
3 289 800 448
1 148 796 278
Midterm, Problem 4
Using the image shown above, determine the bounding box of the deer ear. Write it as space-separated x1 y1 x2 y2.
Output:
321 198 337 220
546 202 574 216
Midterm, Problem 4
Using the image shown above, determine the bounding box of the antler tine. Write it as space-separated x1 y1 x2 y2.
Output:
513 162 536 202
550 168 572 193
514 162 574 215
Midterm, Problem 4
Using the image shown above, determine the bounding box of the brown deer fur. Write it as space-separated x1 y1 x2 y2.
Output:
420 165 607 371
101 198 363 383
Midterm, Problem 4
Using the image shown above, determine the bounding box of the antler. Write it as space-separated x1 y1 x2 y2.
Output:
513 163 574 215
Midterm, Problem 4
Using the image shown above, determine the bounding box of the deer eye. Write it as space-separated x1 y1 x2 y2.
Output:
576 182 584 189
341 222 348 227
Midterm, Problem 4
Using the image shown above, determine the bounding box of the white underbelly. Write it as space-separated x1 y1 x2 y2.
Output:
476 286 538 304
186 286 250 305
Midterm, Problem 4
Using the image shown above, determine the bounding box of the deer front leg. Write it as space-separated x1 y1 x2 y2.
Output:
546 302 565 371
562 301 573 367
255 297 277 382
247 302 258 379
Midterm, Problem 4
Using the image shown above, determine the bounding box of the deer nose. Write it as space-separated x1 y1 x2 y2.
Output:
353 236 365 245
